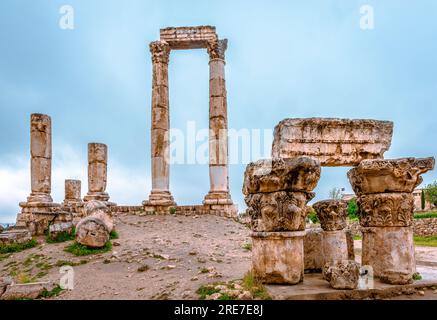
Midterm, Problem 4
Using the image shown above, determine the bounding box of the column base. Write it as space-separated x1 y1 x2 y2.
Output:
83 192 110 202
362 226 415 284
203 191 233 205
26 192 53 204
17 201 63 236
252 231 305 285
143 190 176 207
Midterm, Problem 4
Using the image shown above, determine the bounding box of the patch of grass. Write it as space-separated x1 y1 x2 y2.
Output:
0 253 11 261
0 239 38 254
196 284 221 300
64 241 112 256
169 207 177 215
55 259 88 267
16 273 34 284
109 230 119 240
307 207 319 224
39 285 63 299
199 267 209 274
353 235 362 241
242 271 271 300
414 236 437 247
35 271 48 279
414 212 437 219
242 243 252 251
46 227 75 244
412 272 422 281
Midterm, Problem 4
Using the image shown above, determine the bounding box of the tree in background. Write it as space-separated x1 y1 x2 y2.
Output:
424 182 437 207
421 189 426 211
347 198 359 220
329 187 344 200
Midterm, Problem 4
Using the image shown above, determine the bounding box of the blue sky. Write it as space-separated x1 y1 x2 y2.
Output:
1 0 437 222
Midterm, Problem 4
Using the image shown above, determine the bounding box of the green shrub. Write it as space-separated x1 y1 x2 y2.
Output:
347 198 359 220
169 207 177 215
414 212 437 219
64 241 112 256
0 239 38 254
46 227 75 244
307 208 319 224
109 230 119 240
40 285 63 298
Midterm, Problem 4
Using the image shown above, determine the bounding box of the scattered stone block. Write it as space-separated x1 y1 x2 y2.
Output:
304 228 323 272
323 260 360 290
48 222 74 240
0 282 56 300
0 228 32 245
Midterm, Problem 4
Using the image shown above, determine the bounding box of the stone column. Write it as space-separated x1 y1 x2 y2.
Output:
27 113 53 204
63 179 82 207
17 113 60 235
203 39 233 206
313 200 349 267
84 143 111 203
348 157 435 284
145 40 175 207
243 157 321 284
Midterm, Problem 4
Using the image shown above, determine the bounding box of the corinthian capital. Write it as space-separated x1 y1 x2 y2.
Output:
207 39 228 60
150 41 171 64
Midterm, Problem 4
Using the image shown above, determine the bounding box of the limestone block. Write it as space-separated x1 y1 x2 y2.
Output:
48 222 73 240
323 260 360 290
304 228 324 272
209 96 227 118
152 86 169 109
88 162 107 193
209 60 225 80
160 26 218 49
31 157 51 194
30 113 51 159
1 282 56 300
272 118 393 166
348 157 435 195
361 226 415 284
0 228 32 245
313 200 348 231
152 106 169 131
152 64 168 87
243 157 321 195
245 191 313 232
358 193 414 227
252 231 305 284
151 129 169 158
210 78 226 97
65 179 81 201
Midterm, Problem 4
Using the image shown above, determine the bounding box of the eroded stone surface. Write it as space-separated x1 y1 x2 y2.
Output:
358 193 414 227
304 228 324 272
362 226 415 284
245 191 314 232
313 200 348 231
0 228 32 245
160 26 218 50
321 230 349 265
252 231 305 284
76 201 113 248
242 157 321 195
84 143 111 202
323 260 360 290
272 118 393 166
348 157 435 195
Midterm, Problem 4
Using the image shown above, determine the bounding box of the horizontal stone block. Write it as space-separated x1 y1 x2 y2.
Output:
31 157 51 194
88 143 107 163
348 157 435 195
272 118 394 166
160 26 218 49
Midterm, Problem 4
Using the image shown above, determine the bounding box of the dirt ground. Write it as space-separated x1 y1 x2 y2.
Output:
1 214 436 300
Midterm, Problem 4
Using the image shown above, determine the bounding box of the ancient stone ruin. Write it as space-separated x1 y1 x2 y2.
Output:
244 117 435 288
143 26 237 217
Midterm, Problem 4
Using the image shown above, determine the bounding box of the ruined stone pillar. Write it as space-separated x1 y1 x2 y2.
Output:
243 157 321 284
203 39 233 206
145 40 175 207
28 113 53 204
17 113 61 235
313 200 349 267
348 157 435 284
84 143 111 203
63 179 82 207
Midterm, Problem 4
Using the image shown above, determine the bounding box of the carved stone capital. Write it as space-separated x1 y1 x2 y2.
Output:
207 39 227 60
348 157 435 195
245 191 314 232
150 40 171 64
358 193 414 227
313 200 348 231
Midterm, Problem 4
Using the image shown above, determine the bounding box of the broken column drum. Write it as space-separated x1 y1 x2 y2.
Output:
243 157 321 284
348 157 435 284
84 143 111 202
63 179 82 207
313 200 349 267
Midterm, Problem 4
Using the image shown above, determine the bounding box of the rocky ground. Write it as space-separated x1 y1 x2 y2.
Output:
1 214 437 300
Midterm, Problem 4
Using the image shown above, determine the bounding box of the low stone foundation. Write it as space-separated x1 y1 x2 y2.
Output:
348 218 437 237
142 204 238 218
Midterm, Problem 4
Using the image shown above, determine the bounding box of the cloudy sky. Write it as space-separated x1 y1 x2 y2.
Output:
1 1 436 223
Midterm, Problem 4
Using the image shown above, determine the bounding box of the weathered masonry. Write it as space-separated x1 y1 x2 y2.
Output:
143 26 237 217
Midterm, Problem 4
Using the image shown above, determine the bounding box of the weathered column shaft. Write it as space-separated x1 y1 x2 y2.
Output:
64 179 81 203
147 41 175 206
204 39 232 205
84 143 109 202
28 113 53 203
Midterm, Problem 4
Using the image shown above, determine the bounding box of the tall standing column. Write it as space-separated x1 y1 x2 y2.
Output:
145 40 175 207
28 113 53 204
84 143 112 203
204 39 232 206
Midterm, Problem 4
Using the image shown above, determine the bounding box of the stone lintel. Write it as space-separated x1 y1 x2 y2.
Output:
160 26 218 50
